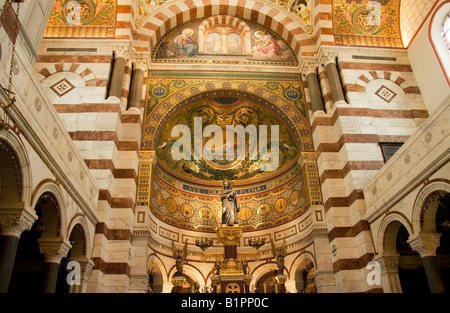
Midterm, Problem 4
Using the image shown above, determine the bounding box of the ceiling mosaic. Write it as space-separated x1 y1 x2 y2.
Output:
44 0 116 38
142 74 313 161
153 96 299 184
333 0 403 48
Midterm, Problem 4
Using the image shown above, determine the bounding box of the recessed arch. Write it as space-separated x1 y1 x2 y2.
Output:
168 263 206 289
377 213 414 254
288 250 316 280
37 63 99 87
0 130 32 208
31 182 67 240
148 253 168 282
412 181 450 234
67 214 91 258
135 0 313 57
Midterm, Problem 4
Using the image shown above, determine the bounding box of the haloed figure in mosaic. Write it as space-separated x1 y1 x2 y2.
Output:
221 181 240 226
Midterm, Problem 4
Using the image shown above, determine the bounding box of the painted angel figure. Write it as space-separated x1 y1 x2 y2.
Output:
172 239 188 276
270 239 287 275
252 31 281 57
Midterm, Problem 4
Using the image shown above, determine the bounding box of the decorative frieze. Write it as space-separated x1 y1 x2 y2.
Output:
0 211 36 237
39 239 72 263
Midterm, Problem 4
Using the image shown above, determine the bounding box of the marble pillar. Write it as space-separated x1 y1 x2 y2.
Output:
408 232 446 293
39 239 71 293
373 253 402 293
108 47 129 99
128 59 147 110
0 211 36 293
321 52 345 104
302 62 325 113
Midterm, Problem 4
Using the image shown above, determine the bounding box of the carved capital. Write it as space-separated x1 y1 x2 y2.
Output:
0 210 36 237
373 253 400 272
132 58 148 73
408 232 441 258
298 152 318 166
113 46 130 61
39 239 71 263
301 61 319 77
320 51 338 66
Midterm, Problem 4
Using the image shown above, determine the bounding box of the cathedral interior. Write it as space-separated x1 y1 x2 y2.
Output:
0 0 449 294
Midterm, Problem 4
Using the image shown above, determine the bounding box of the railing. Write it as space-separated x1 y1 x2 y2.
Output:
364 95 450 222
0 30 99 225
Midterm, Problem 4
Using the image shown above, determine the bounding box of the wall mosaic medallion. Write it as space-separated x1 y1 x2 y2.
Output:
45 0 117 38
333 0 402 48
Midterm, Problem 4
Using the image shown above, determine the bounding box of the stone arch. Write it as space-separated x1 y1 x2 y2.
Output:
289 251 316 293
377 213 414 254
412 181 450 234
148 254 168 278
251 261 280 287
67 214 91 258
288 250 316 280
136 0 314 57
37 63 99 87
31 182 67 240
168 263 206 287
354 71 420 95
0 130 32 207
146 82 312 153
147 254 166 293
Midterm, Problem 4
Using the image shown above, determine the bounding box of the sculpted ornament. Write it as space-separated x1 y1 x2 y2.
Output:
134 0 157 30
0 214 34 237
39 240 71 263
172 239 188 276
301 61 319 77
270 239 287 275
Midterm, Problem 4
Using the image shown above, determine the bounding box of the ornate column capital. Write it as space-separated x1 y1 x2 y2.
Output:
132 58 148 73
407 232 441 258
373 253 400 273
0 209 37 237
301 61 319 77
297 152 318 166
320 51 338 66
39 239 72 263
113 46 130 61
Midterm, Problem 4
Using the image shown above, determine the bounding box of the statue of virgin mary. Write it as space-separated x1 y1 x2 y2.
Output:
221 181 240 226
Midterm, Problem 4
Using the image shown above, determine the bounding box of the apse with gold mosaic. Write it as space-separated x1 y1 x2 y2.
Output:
144 91 312 232
154 96 299 184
